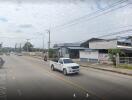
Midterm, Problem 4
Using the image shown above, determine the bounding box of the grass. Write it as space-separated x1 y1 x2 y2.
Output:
118 64 132 70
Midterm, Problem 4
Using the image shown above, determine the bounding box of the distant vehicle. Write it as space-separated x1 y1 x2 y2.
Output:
43 52 48 61
6 53 10 56
17 53 23 56
50 58 80 75
44 55 47 61
0 57 5 68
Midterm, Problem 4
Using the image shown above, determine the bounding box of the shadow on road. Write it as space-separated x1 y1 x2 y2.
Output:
66 73 83 77
52 70 83 77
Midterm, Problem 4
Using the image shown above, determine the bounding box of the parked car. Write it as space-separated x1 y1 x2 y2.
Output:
50 58 80 75
0 57 5 68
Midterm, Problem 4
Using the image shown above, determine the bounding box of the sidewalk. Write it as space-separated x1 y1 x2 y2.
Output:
76 61 132 76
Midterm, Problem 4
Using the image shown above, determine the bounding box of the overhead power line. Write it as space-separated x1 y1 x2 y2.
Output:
52 0 130 30
97 28 132 38
76 25 132 43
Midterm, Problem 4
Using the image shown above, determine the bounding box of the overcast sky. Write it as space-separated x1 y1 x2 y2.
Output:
0 0 132 48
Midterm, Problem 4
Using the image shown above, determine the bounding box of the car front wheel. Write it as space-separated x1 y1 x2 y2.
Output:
63 69 67 75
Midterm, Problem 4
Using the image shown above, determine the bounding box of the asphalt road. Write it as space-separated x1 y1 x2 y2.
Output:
0 55 132 100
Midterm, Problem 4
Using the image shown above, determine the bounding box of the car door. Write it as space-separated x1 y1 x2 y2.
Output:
58 59 63 71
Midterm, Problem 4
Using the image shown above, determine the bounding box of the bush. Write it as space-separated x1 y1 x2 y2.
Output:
48 49 58 58
108 48 125 66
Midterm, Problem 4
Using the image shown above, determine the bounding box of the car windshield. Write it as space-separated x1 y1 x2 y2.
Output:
63 59 74 64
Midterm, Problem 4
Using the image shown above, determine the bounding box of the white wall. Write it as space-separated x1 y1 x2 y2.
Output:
80 51 99 59
89 40 117 49
98 53 109 61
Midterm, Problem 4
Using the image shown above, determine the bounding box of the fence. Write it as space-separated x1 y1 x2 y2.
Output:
119 57 132 65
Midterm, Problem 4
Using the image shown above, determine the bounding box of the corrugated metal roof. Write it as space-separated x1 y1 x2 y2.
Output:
54 43 81 47
67 47 90 50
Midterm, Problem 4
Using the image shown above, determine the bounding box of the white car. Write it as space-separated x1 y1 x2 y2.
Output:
50 58 80 75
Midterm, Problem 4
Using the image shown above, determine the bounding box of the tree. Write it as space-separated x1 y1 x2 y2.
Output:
108 48 125 66
23 42 33 52
48 49 58 58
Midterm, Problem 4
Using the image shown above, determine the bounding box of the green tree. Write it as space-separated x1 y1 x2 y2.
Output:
108 48 125 66
23 42 33 52
48 49 58 58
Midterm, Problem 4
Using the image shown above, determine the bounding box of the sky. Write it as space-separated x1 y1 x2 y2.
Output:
0 0 132 48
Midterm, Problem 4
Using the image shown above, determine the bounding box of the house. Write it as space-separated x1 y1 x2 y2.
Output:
53 43 89 59
89 36 132 55
80 36 132 63
81 38 104 48
79 49 99 63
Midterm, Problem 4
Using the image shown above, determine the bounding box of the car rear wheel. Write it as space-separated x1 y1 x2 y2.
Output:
63 69 67 75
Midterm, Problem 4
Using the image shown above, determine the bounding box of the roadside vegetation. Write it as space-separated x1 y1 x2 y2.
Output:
108 48 125 66
118 64 132 70
48 49 58 58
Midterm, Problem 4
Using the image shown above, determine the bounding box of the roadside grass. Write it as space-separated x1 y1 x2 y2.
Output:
118 64 132 70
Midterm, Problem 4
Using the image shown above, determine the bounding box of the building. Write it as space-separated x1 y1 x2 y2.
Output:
53 43 89 59
89 36 132 55
79 49 99 62
80 36 132 63
81 38 104 48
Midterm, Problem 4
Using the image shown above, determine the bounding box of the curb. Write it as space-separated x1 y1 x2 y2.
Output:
80 64 132 76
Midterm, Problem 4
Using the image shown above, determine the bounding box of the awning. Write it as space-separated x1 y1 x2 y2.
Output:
67 47 89 50
67 47 97 52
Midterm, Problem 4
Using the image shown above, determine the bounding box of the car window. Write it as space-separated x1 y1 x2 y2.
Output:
63 59 74 64
58 59 63 64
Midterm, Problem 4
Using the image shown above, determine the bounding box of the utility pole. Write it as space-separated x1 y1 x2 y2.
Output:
43 34 45 51
15 43 17 52
46 29 51 58
47 29 51 50
26 39 30 52
20 43 21 53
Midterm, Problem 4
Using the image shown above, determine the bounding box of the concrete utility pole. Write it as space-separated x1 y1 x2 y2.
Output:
42 34 45 51
116 53 119 68
15 43 17 52
20 43 22 53
47 29 51 50
26 39 30 52
46 29 51 58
